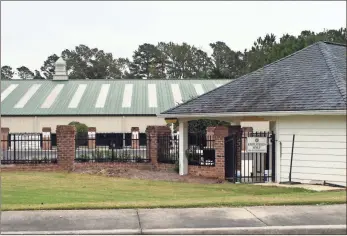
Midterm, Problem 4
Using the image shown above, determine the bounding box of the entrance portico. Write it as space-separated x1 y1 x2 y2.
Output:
165 115 275 181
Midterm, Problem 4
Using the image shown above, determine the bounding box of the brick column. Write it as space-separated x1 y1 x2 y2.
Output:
88 127 96 149
1 128 9 151
146 126 171 166
42 127 52 150
213 126 229 179
131 127 140 149
213 125 242 180
57 125 76 171
230 125 242 174
206 126 215 149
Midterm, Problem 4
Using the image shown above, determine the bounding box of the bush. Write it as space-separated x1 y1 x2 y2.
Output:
68 121 88 133
69 121 89 147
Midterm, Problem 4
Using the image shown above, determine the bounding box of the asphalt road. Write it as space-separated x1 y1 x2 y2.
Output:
1 204 346 234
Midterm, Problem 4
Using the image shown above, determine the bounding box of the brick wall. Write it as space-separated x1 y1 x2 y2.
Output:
2 125 77 172
187 125 241 180
74 162 175 172
1 124 176 173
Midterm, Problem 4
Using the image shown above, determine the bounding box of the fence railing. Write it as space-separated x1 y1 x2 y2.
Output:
75 134 150 163
1 133 57 164
238 131 275 183
157 135 179 164
187 133 215 166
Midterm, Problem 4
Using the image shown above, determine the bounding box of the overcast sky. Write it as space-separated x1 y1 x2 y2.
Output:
1 1 346 72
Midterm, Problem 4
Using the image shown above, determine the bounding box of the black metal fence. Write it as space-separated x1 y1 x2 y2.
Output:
187 133 215 166
75 133 150 163
240 132 275 183
1 133 57 164
75 133 148 148
225 131 275 183
51 133 57 147
157 135 179 164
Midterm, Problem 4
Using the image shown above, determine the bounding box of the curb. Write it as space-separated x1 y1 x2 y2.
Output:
143 225 347 235
2 225 346 235
1 229 141 235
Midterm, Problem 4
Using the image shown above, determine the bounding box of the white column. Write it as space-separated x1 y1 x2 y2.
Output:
179 120 188 175
270 120 280 183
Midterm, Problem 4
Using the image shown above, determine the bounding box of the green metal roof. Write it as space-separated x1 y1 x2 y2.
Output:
1 79 231 116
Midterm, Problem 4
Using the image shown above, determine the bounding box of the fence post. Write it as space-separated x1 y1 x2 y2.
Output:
131 127 140 149
1 128 9 151
88 127 96 149
214 125 241 180
42 127 52 150
56 125 76 171
146 126 171 167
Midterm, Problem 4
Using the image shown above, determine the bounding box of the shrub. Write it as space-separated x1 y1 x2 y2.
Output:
68 121 88 133
69 121 89 146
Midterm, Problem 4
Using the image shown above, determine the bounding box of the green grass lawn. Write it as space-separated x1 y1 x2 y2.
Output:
1 172 346 211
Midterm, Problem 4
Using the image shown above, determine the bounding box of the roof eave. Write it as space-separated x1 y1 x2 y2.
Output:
157 110 347 118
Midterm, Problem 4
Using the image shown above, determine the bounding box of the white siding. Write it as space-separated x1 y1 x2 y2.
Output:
277 115 346 187
1 116 167 133
241 121 269 132
1 117 275 134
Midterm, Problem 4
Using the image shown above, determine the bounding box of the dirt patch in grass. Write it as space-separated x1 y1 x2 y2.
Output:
75 168 222 184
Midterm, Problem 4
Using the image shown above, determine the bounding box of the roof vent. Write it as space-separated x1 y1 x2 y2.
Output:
53 57 68 80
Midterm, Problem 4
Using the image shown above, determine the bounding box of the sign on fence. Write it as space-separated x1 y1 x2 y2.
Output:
247 137 267 153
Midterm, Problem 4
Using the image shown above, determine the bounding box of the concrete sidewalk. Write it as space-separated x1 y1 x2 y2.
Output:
1 204 346 235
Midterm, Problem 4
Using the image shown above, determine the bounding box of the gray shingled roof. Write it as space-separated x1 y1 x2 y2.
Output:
161 41 346 115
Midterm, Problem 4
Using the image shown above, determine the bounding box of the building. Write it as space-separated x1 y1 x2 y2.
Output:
159 41 347 187
1 58 232 133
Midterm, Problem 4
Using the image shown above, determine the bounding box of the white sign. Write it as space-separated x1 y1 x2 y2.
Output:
247 137 268 153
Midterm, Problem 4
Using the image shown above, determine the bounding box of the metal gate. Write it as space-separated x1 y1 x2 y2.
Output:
225 132 276 183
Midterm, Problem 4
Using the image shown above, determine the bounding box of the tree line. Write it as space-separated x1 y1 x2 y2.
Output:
1 28 345 80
